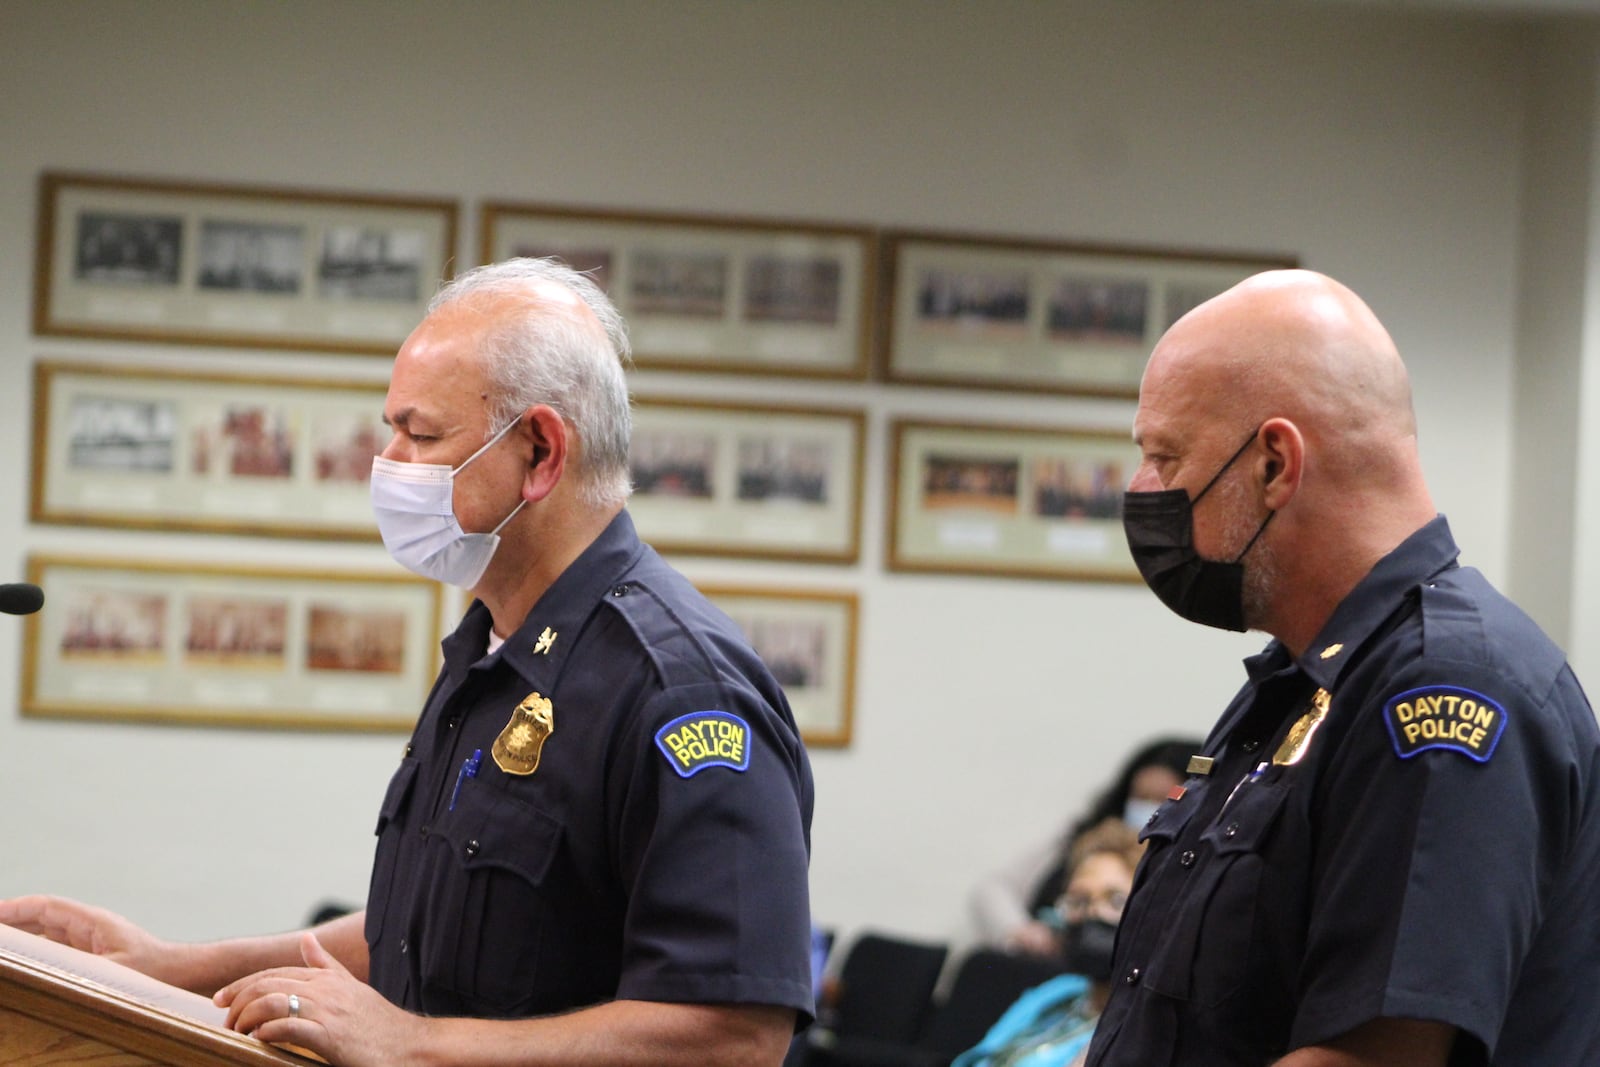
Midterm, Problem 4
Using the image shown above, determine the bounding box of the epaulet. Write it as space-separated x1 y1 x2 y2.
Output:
601 578 719 691
1419 570 1563 680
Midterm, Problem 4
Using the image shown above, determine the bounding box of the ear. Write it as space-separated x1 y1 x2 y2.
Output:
1257 417 1303 510
519 404 569 504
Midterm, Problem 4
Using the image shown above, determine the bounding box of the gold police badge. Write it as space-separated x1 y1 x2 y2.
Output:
1273 687 1331 766
493 691 555 776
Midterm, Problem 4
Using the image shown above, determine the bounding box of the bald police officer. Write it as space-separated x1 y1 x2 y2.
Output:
1089 270 1600 1066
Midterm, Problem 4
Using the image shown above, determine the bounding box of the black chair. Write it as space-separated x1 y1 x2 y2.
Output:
794 931 949 1066
304 899 357 926
910 949 1068 1065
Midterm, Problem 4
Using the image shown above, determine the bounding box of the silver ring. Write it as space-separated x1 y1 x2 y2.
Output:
288 993 300 1019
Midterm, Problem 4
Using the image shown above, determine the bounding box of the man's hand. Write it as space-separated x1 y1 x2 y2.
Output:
216 931 425 1067
0 894 184 985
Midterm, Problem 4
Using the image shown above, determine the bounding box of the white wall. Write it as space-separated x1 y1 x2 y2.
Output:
1511 28 1598 663
1570 43 1600 687
0 0 1577 954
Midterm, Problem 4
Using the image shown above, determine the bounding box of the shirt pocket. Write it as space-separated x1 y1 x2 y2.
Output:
1144 777 1290 1008
417 782 564 1016
364 759 418 949
1132 778 1208 890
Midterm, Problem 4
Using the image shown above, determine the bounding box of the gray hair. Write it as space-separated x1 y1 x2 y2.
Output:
430 257 633 508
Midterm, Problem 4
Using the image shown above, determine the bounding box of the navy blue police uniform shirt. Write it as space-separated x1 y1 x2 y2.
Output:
365 510 816 1022
1086 516 1600 1066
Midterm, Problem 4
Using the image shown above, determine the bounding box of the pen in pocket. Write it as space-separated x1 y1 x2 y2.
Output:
449 748 483 812
1222 760 1269 812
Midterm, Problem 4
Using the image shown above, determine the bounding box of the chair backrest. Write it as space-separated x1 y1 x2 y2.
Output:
829 931 950 1043
916 948 1069 1057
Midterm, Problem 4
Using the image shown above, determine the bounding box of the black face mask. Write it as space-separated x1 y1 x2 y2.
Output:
1059 917 1119 982
1121 429 1273 633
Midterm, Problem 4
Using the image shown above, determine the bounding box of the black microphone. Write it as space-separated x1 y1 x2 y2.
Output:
0 583 44 616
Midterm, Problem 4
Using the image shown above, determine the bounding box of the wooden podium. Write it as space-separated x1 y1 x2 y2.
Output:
0 922 318 1066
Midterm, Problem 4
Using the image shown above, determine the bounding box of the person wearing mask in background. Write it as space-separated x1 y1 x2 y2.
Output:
954 819 1145 1067
0 257 815 1067
1087 269 1600 1066
970 737 1198 957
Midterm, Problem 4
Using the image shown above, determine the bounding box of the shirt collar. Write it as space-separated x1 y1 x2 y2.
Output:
440 509 646 686
1224 514 1460 737
1294 514 1459 689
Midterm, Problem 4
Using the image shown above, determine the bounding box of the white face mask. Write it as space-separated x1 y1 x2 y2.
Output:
370 417 528 589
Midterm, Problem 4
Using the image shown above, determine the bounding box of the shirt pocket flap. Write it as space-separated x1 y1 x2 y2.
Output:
443 785 563 888
374 759 419 835
1139 779 1210 845
1202 779 1289 855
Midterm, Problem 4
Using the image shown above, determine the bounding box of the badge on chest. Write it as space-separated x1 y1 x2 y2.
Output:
493 691 555 775
1274 687 1332 766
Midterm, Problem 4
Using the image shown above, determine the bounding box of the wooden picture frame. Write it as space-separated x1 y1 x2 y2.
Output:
31 360 388 541
34 171 458 354
629 396 865 564
697 583 857 748
482 202 874 379
21 555 443 731
887 418 1142 582
880 229 1295 396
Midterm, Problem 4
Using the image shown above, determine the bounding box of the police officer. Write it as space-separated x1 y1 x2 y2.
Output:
1088 269 1600 1066
0 258 814 1067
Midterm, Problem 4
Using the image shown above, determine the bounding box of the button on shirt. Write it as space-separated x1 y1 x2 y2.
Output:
365 511 815 1022
1086 516 1600 1066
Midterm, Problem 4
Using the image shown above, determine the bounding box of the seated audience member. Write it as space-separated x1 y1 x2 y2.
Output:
953 819 1144 1067
970 737 1197 956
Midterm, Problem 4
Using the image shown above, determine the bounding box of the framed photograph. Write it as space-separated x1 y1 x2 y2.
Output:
21 556 444 731
888 419 1143 582
34 171 458 354
880 230 1295 396
31 361 389 540
697 584 857 747
481 202 874 378
629 397 865 563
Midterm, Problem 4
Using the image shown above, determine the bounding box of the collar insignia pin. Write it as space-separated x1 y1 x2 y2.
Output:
533 627 557 655
1319 643 1344 660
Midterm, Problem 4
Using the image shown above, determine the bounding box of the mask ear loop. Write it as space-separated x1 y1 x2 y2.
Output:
1232 508 1275 563
1191 425 1263 505
457 414 531 536
452 414 525 475
489 497 528 535
1190 425 1275 564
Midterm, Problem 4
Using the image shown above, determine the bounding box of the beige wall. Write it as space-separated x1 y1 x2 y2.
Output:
0 0 1593 954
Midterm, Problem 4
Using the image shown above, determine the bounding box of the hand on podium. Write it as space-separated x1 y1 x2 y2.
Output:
0 894 193 989
216 930 422 1067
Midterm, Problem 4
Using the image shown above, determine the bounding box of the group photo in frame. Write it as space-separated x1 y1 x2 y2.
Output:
628 396 865 564
481 202 875 379
880 229 1295 397
31 361 390 541
21 556 444 731
697 583 857 748
888 418 1143 582
34 171 457 354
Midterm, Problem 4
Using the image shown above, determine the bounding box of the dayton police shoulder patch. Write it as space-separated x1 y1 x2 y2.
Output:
1383 685 1507 763
655 710 752 778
